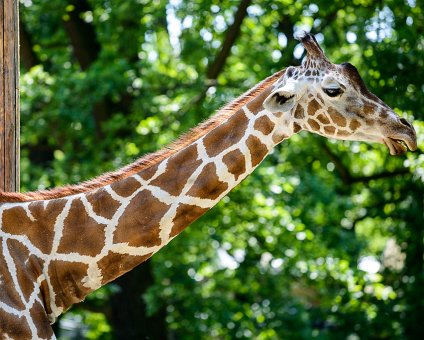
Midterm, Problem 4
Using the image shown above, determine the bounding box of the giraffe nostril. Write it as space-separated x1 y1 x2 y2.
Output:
400 118 412 129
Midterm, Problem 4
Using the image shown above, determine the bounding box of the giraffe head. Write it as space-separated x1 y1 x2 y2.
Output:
264 33 417 155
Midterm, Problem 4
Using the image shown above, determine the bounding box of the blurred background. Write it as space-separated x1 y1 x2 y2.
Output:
19 0 423 339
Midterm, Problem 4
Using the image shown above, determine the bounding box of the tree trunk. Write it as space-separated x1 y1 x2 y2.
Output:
403 182 424 339
108 259 168 339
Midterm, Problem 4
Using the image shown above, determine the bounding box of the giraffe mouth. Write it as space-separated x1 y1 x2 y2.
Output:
383 138 408 155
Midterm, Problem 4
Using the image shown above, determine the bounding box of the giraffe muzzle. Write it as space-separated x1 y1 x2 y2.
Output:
383 118 417 155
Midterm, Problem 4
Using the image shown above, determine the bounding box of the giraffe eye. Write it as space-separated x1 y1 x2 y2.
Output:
324 88 342 97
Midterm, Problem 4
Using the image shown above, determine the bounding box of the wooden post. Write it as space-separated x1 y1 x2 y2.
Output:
0 0 20 192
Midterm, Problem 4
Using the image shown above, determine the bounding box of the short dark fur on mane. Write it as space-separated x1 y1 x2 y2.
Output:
0 70 285 203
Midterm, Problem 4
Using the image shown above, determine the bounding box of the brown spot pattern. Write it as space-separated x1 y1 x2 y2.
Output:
0 242 26 310
328 107 347 127
317 114 330 124
97 251 152 285
86 188 121 219
246 88 272 114
308 119 321 131
324 126 336 134
337 130 350 137
254 115 275 135
379 111 388 119
203 112 249 157
222 149 246 180
138 163 160 181
293 122 302 133
8 239 41 302
113 190 169 247
308 99 321 115
349 119 361 131
187 163 229 200
49 260 91 307
170 204 209 237
0 314 32 339
151 144 201 196
30 303 55 339
272 132 288 144
363 102 376 115
246 135 269 167
2 199 67 254
294 104 305 119
58 198 106 257
110 176 141 197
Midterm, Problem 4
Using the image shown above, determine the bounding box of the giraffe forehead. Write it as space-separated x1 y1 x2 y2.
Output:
283 65 343 86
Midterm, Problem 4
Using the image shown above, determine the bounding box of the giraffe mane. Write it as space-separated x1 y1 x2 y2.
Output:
0 70 285 203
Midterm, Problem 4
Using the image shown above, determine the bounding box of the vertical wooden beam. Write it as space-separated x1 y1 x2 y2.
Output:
0 0 20 192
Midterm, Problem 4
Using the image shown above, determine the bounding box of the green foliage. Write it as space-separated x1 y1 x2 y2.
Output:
20 0 423 338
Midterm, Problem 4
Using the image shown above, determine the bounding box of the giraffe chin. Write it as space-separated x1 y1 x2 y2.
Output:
383 137 409 155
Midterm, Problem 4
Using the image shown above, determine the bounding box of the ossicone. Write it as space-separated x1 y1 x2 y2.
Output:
295 31 329 62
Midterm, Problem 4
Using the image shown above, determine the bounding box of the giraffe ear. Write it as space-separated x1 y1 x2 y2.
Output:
263 84 296 113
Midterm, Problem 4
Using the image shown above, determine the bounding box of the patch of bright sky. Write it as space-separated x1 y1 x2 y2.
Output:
247 4 264 17
214 15 227 32
293 45 304 60
278 33 288 48
365 6 394 42
346 31 357 43
303 3 319 17
358 256 381 274
200 28 213 42
20 0 33 7
217 248 245 270
293 24 311 37
315 33 324 43
148 50 158 62
166 0 183 55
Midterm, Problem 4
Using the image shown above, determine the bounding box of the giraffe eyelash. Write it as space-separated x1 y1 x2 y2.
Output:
323 88 343 97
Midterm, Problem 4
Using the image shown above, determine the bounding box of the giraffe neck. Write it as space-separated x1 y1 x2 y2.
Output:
48 81 292 316
0 71 297 337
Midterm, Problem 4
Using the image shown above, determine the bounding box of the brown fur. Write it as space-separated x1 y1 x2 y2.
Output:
187 163 229 200
0 70 285 203
254 116 276 136
246 135 269 167
170 204 209 237
222 149 246 181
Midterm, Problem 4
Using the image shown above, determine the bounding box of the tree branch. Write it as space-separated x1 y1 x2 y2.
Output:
62 0 137 140
349 168 410 184
19 19 40 70
206 0 252 80
319 140 352 183
62 0 100 70
177 0 252 119
319 140 411 184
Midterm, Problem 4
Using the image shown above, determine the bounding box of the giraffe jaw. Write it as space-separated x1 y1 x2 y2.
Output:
383 138 408 155
382 118 417 155
383 136 417 155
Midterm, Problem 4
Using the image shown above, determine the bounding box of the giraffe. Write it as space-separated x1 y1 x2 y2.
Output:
0 33 417 339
